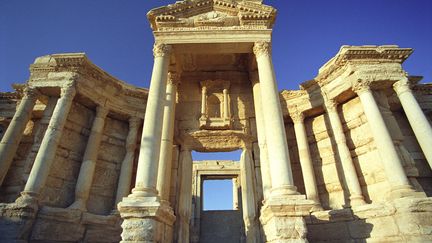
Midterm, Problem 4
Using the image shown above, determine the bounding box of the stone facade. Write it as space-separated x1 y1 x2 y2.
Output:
1 0 432 242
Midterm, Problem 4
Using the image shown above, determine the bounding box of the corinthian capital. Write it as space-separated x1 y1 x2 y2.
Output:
253 42 271 58
393 80 412 96
351 79 372 95
95 106 109 118
153 43 172 58
167 72 181 86
23 86 39 100
60 83 76 100
324 98 338 112
290 111 305 124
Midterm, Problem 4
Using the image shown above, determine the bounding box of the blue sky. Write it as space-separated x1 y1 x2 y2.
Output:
1 0 431 93
1 0 431 210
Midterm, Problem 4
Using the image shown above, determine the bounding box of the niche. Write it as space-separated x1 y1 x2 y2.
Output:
199 80 232 129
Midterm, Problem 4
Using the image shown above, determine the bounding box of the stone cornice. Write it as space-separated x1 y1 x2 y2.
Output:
29 53 148 100
315 45 412 85
280 90 308 101
147 0 276 31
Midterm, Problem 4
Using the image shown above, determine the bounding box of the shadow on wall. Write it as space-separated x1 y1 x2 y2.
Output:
306 208 373 242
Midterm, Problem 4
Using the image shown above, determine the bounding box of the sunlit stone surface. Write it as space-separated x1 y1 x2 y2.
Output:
0 0 432 242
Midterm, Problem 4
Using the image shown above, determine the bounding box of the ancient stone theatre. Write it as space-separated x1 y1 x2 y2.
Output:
0 0 431 242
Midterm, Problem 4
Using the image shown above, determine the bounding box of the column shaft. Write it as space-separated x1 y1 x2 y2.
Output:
176 148 193 243
24 84 76 196
132 43 171 197
70 106 108 210
325 99 366 206
157 72 179 202
201 87 207 117
0 87 37 185
253 42 297 196
250 75 272 199
114 117 140 207
232 178 239 210
223 88 229 119
354 83 415 198
292 112 321 205
394 80 432 168
240 147 260 242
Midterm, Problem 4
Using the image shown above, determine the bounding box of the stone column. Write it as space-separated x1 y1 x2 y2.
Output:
291 111 322 207
394 79 432 168
118 43 175 243
131 43 171 198
176 147 193 243
157 72 180 203
0 86 38 186
69 106 109 210
254 42 314 243
353 81 419 199
223 88 229 119
324 99 366 206
201 86 207 119
253 42 296 197
250 73 272 199
240 147 260 243
23 83 76 198
114 117 140 209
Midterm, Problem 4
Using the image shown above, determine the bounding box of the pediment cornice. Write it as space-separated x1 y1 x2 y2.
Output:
147 0 276 31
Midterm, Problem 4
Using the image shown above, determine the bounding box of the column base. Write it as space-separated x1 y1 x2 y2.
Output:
387 185 426 200
68 199 87 211
118 196 176 243
260 193 315 243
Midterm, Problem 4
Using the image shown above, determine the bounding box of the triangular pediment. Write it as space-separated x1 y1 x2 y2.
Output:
147 0 276 31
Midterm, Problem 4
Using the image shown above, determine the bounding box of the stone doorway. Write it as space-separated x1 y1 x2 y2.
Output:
191 159 246 243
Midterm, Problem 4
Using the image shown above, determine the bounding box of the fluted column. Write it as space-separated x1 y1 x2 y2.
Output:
253 42 297 196
157 72 180 203
250 73 272 199
114 117 140 209
23 83 76 197
324 99 366 206
131 43 171 198
0 86 38 186
69 106 109 210
291 111 321 206
393 79 432 168
353 81 417 199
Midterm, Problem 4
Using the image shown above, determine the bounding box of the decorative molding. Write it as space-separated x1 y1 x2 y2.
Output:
253 41 271 58
351 79 372 95
60 82 77 100
153 43 172 58
290 111 305 124
393 80 412 96
147 0 276 31
167 72 181 86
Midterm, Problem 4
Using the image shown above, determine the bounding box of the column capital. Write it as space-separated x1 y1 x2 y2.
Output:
95 106 109 118
153 43 172 58
253 41 271 58
352 79 372 95
167 72 181 86
23 86 39 100
324 98 338 112
290 111 305 124
60 83 76 100
393 79 412 96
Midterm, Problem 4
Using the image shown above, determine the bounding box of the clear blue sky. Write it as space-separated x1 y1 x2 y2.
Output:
1 0 431 93
1 0 431 210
